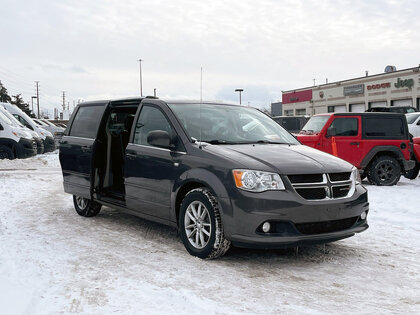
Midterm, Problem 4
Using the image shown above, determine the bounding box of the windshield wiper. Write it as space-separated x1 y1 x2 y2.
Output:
253 140 290 144
205 140 234 144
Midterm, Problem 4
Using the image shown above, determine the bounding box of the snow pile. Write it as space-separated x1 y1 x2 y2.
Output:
0 153 419 314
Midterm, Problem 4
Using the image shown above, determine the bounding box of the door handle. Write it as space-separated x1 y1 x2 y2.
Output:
126 152 137 160
350 142 360 146
81 145 91 152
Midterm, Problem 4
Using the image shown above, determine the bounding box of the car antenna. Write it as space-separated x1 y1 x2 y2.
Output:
199 66 203 149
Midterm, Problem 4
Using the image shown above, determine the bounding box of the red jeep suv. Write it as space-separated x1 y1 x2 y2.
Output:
297 113 415 186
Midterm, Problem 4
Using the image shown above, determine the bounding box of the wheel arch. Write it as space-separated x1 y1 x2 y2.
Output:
0 138 19 156
360 146 406 172
172 169 231 226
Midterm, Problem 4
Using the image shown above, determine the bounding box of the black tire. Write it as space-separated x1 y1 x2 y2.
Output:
367 155 401 186
404 163 420 180
179 188 231 259
72 195 102 217
0 145 15 160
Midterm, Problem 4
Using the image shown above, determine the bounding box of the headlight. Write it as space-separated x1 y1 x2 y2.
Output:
12 131 27 138
232 169 285 192
352 167 361 185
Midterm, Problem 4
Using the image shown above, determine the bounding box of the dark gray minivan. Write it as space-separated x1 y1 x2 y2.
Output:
59 98 369 259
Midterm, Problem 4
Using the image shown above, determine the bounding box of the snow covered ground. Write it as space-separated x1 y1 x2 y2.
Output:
0 152 419 314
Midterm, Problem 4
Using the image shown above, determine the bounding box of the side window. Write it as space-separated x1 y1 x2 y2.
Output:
364 118 404 138
14 114 32 130
69 106 104 138
330 118 358 136
133 106 179 149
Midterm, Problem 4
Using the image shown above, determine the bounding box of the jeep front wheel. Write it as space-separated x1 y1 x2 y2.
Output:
367 155 401 186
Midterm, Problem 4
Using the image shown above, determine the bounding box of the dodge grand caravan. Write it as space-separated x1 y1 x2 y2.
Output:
59 98 369 259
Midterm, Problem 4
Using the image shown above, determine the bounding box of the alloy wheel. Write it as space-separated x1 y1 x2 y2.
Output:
75 196 87 210
376 162 396 182
184 201 212 249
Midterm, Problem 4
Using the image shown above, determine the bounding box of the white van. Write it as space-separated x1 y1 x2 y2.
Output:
0 106 44 154
0 106 37 159
1 103 56 152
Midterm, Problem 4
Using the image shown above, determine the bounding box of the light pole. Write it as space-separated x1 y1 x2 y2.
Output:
137 59 143 96
235 88 243 105
31 96 37 113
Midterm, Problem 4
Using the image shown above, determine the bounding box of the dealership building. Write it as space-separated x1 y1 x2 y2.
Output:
281 65 420 116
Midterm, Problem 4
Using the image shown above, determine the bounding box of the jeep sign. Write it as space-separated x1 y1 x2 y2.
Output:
395 78 414 89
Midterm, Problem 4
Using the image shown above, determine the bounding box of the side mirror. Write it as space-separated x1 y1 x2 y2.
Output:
147 130 173 150
0 124 3 130
326 127 336 137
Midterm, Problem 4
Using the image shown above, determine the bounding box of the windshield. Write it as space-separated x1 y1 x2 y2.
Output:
168 103 299 144
406 113 420 124
301 115 330 134
1 109 23 127
0 110 13 126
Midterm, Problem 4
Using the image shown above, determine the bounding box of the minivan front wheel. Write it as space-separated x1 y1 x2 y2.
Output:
72 195 102 217
179 188 231 259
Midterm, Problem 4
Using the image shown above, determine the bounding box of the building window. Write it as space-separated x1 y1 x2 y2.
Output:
295 109 306 115
284 110 294 116
328 106 334 113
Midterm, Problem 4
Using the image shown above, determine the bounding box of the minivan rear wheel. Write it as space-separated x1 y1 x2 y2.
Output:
72 195 102 217
367 155 401 186
0 145 15 160
179 188 231 259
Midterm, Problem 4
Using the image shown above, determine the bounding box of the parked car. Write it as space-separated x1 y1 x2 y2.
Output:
54 122 67 128
406 113 420 137
1 103 56 153
272 115 310 134
366 106 418 114
59 98 369 259
34 118 65 145
405 136 420 179
298 113 415 186
0 106 37 159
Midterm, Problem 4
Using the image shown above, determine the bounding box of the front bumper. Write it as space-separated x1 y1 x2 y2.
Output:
43 136 56 152
221 185 369 249
34 137 44 154
16 138 37 158
403 159 415 171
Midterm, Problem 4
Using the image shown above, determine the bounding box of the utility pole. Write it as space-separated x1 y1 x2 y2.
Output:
62 91 66 112
137 59 143 96
35 81 40 118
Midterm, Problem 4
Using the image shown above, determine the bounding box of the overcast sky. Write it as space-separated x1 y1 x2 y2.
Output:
1 0 419 115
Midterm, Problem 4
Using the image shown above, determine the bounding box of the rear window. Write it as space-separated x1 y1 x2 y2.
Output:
69 105 104 138
363 117 405 139
280 118 300 131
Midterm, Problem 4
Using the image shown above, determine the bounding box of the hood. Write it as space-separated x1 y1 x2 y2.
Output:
204 143 353 174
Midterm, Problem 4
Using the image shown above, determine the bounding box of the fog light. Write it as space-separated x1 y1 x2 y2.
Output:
262 222 271 233
360 211 367 220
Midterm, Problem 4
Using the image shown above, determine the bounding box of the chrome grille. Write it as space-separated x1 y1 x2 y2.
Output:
288 172 354 200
